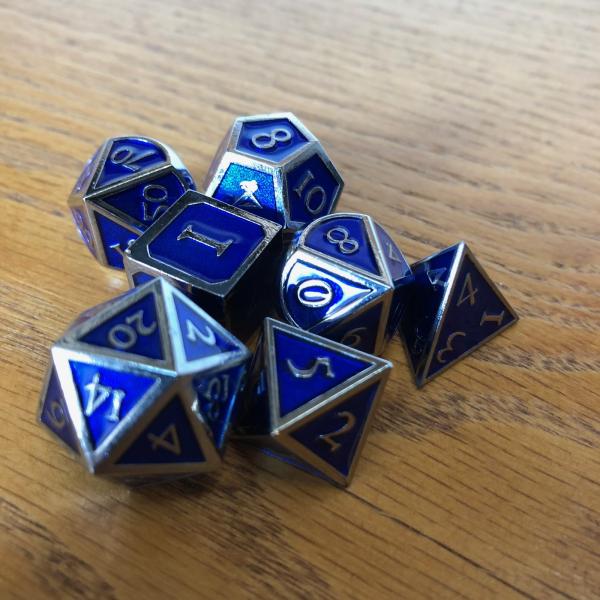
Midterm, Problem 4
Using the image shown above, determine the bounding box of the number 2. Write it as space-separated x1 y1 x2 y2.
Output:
318 411 356 452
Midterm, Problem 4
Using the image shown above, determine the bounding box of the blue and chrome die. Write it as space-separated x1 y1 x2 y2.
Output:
38 278 250 482
400 241 519 386
124 190 283 340
69 136 195 269
204 113 343 231
280 213 413 354
236 318 392 486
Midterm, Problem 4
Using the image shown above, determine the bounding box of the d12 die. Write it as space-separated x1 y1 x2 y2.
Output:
204 113 343 231
400 241 518 386
124 190 283 340
38 278 250 481
280 213 413 355
69 136 195 269
236 318 392 486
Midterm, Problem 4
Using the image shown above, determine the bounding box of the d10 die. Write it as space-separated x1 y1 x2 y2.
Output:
400 241 518 387
236 318 392 486
280 213 413 355
69 136 195 269
38 278 250 481
124 190 283 340
204 113 343 231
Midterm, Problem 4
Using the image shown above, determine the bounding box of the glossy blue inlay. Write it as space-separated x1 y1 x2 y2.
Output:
173 295 238 362
373 224 411 282
73 147 101 196
286 153 340 226
289 382 378 477
194 363 246 451
71 206 96 257
100 172 187 228
327 301 384 354
132 272 156 287
212 163 279 224
95 138 167 189
69 361 157 448
117 396 205 464
428 252 517 378
94 212 139 269
236 118 308 163
282 258 376 330
79 293 163 360
273 328 371 417
304 216 381 276
178 169 196 190
40 368 79 453
147 201 265 284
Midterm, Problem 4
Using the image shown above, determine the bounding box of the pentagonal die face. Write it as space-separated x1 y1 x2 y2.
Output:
68 136 195 269
38 279 251 482
280 213 412 355
204 113 343 230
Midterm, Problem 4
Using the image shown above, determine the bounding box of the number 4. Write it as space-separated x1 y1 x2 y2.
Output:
457 272 478 307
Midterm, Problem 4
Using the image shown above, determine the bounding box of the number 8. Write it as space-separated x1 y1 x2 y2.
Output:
251 127 292 150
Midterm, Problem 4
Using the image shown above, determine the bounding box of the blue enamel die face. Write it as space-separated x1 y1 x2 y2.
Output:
204 113 343 231
280 213 412 355
235 318 392 486
68 136 195 270
38 278 251 482
400 242 518 386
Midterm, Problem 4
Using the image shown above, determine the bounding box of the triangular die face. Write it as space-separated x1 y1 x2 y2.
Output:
79 292 165 362
69 361 158 449
93 138 167 190
40 368 79 453
117 396 205 465
93 212 139 269
272 328 374 418
426 251 517 379
172 294 238 363
326 301 384 355
303 215 382 277
288 381 380 478
193 363 246 451
373 224 411 283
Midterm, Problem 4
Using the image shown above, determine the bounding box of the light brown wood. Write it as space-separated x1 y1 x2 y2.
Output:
1 1 599 598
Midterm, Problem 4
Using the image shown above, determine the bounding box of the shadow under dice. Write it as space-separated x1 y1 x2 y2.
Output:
400 241 519 387
69 136 195 269
204 113 343 231
280 213 413 355
38 278 250 482
124 191 283 340
235 318 392 486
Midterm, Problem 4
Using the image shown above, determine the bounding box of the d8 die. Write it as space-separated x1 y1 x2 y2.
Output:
38 278 250 482
280 213 413 354
204 113 343 231
69 136 195 269
124 190 283 340
236 318 392 486
400 241 518 386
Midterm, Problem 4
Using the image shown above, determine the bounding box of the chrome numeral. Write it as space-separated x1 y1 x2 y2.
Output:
286 357 335 379
45 400 66 430
148 423 181 455
186 319 216 346
457 272 478 307
201 374 230 422
326 227 359 255
293 170 328 216
480 310 505 326
340 327 367 348
84 373 126 422
108 309 157 350
386 241 402 262
251 127 292 150
297 279 333 308
427 268 447 287
234 180 261 208
436 331 466 364
109 238 135 258
110 145 156 172
318 411 357 452
177 225 233 257
142 183 169 222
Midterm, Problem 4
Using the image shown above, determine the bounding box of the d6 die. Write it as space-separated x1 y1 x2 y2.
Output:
280 213 413 354
236 318 392 486
124 191 283 339
38 278 250 482
400 241 518 386
204 113 343 231
69 136 195 269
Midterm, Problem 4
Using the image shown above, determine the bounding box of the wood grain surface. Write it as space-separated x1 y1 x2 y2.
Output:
1 1 599 598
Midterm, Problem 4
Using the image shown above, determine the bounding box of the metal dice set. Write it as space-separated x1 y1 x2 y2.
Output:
39 112 518 486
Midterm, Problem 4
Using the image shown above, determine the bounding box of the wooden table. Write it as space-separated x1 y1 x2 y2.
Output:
1 1 599 598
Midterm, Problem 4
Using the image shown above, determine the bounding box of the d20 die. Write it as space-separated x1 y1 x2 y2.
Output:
236 318 392 486
280 213 413 355
204 113 343 231
38 278 250 481
400 241 519 386
69 136 195 269
124 190 283 340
